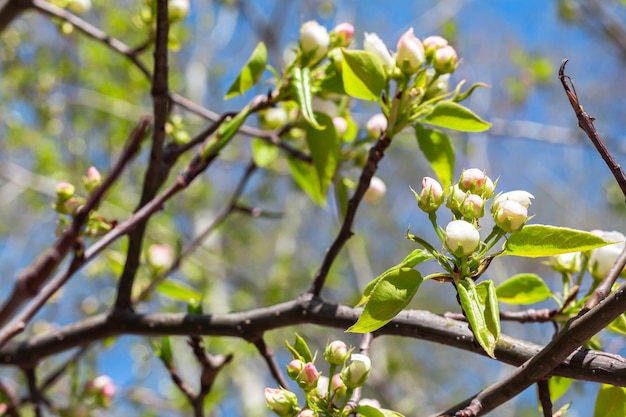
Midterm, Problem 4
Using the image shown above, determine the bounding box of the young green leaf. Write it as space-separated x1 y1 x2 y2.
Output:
305 112 340 201
548 376 573 404
503 225 613 258
456 278 500 358
156 279 201 303
251 138 279 168
225 42 267 99
422 101 491 132
357 250 433 306
355 405 405 417
151 336 173 368
286 156 325 205
608 313 626 335
284 333 313 363
292 66 323 129
348 268 423 333
496 273 552 304
414 124 454 188
341 50 386 101
593 385 626 417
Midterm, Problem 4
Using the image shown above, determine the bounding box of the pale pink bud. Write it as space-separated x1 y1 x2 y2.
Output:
549 252 582 274
445 184 468 217
324 340 349 365
445 220 480 257
366 113 388 137
396 28 425 75
333 22 354 46
55 182 75 201
300 21 330 62
423 35 448 59
363 176 387 204
297 362 320 391
168 0 189 21
264 388 298 416
492 190 534 213
460 194 485 219
433 45 458 74
332 117 348 137
493 200 528 233
341 353 371 389
589 231 626 279
364 32 394 70
459 168 486 194
417 176 444 213
85 375 115 407
483 176 496 199
297 410 315 417
147 245 173 271
84 166 102 193
287 359 304 380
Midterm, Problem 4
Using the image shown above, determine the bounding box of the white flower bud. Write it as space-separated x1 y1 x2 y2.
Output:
300 21 330 62
395 28 425 75
364 32 394 70
589 231 626 279
445 220 480 257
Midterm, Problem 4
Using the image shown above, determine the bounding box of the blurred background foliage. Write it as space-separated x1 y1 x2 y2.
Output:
2 0 626 416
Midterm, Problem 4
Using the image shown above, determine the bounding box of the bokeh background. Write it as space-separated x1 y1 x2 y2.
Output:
2 0 626 416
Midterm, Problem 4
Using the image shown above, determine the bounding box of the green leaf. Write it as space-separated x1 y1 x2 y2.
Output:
151 336 173 367
414 124 455 188
422 101 491 132
548 376 573 404
293 66 323 129
503 225 613 258
456 279 500 358
156 279 201 303
355 406 405 417
285 333 313 363
496 273 552 304
287 157 325 205
453 81 490 103
341 50 386 101
357 250 433 306
251 138 279 168
593 385 626 417
225 42 267 99
305 112 340 200
608 313 626 335
348 268 423 333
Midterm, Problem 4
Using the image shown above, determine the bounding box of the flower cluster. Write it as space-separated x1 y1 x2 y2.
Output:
414 169 534 259
265 339 388 417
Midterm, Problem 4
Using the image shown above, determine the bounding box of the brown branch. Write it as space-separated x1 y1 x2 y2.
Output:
537 379 552 417
114 0 170 312
24 368 42 417
429 252 626 417
3 296 626 388
0 118 149 335
559 59 626 199
307 131 392 296
584 246 626 310
444 308 558 323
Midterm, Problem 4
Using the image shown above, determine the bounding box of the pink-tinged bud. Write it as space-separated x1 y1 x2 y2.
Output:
589 231 626 279
459 168 486 194
417 177 444 213
297 410 315 417
324 340 349 365
491 190 534 214
363 176 387 204
85 375 115 407
300 21 330 62
297 362 320 391
364 32 394 70
395 28 425 75
332 117 348 137
55 182 75 201
287 359 304 380
264 388 298 416
445 220 480 257
63 197 83 215
341 353 371 389
333 22 354 47
460 194 484 219
168 0 189 21
433 45 458 74
84 166 102 193
493 199 528 233
445 184 468 218
423 35 448 59
147 245 173 271
549 252 582 274
262 107 289 130
366 113 388 137
483 176 496 199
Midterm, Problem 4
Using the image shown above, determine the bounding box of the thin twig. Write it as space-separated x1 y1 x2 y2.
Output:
559 59 626 199
444 308 558 323
537 379 552 417
253 337 289 389
584 246 626 310
114 0 170 312
0 118 149 334
24 368 42 417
